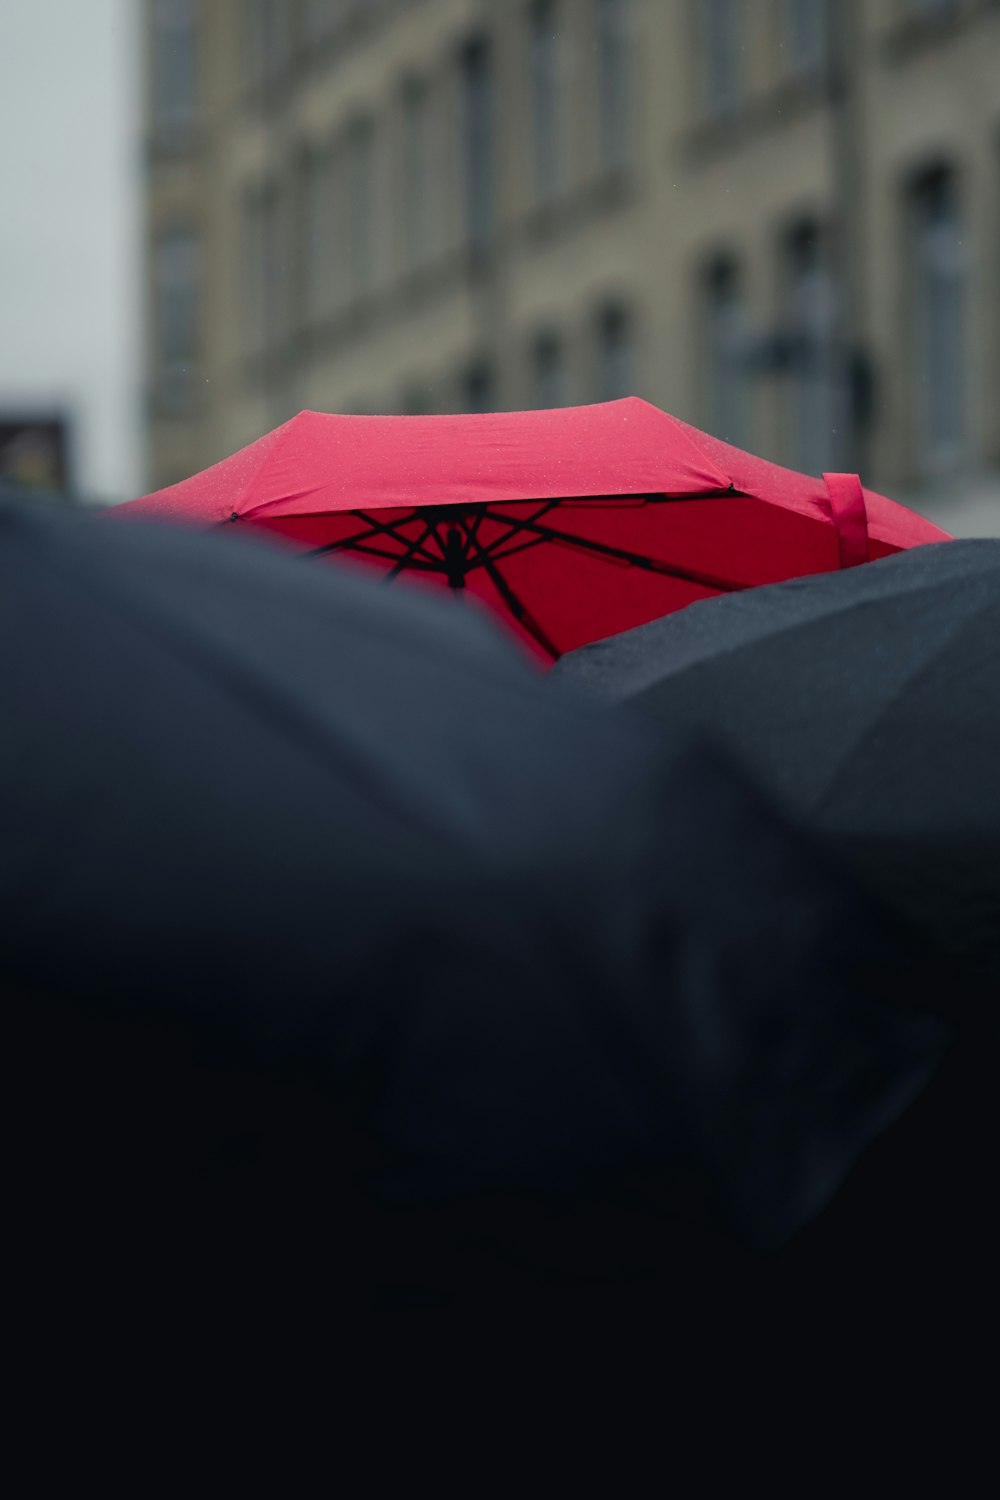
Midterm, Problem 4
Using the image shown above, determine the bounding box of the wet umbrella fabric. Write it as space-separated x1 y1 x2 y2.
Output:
554 538 1000 984
110 398 947 660
1 498 949 1323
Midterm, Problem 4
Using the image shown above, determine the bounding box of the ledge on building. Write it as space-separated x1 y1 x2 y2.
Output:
880 0 984 65
523 166 638 246
396 248 474 314
676 71 832 168
296 0 388 74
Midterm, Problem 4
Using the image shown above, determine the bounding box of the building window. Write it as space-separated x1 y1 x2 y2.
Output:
302 0 341 42
462 362 495 413
700 0 742 118
401 77 432 270
460 37 495 249
244 0 291 88
784 0 828 76
243 186 288 358
596 0 631 170
596 305 632 401
347 118 376 296
299 143 338 326
704 256 748 446
908 166 968 474
530 1 561 202
153 229 198 408
400 382 434 416
783 222 841 475
907 0 959 21
532 332 568 408
151 0 197 144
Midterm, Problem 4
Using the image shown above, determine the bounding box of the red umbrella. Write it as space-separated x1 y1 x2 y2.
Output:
114 398 949 659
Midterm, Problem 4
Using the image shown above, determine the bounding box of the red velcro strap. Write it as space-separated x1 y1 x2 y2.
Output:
823 472 869 569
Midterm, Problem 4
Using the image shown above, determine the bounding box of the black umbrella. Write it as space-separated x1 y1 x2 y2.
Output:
1 497 951 1336
553 539 1000 986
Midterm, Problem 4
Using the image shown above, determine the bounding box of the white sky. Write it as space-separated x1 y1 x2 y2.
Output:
0 0 143 501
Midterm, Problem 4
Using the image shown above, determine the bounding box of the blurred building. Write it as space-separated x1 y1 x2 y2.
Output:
144 0 1000 533
0 0 143 505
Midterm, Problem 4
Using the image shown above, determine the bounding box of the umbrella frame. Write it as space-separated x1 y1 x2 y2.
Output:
228 488 745 659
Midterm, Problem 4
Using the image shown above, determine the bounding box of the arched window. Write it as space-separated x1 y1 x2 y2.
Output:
533 332 568 408
703 256 748 446
700 0 742 118
151 0 197 144
784 0 827 77
529 0 562 201
783 220 841 474
908 165 968 474
596 0 632 169
460 37 495 249
154 228 198 408
596 305 633 401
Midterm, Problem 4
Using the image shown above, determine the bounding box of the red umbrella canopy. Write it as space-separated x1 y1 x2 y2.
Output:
114 398 949 660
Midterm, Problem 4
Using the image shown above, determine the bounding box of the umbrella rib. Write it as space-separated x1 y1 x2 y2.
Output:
303 523 382 558
469 536 548 569
470 501 562 563
386 519 438 581
354 510 441 565
425 517 453 571
467 508 488 546
299 491 743 581
304 513 440 566
464 526 560 659
450 501 557 576
349 542 441 570
300 499 557 564
474 513 745 594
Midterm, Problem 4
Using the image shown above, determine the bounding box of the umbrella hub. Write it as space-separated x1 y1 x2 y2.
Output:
444 523 466 590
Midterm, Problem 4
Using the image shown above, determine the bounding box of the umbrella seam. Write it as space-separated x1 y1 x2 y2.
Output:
236 415 304 520
238 486 741 524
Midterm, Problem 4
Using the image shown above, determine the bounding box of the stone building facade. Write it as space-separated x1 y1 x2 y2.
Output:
144 0 1000 530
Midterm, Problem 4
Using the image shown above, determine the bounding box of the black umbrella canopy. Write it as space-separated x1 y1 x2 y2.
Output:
554 539 1000 984
1 498 952 1331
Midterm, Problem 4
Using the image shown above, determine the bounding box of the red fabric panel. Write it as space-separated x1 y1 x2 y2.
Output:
867 537 903 563
114 420 293 527
656 414 950 549
113 400 731 526
861 486 950 549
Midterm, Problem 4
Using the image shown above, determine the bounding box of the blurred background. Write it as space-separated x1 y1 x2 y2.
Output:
0 0 997 534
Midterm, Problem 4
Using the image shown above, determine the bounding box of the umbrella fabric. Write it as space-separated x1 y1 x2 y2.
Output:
553 538 1000 984
0 496 952 1325
110 399 948 660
